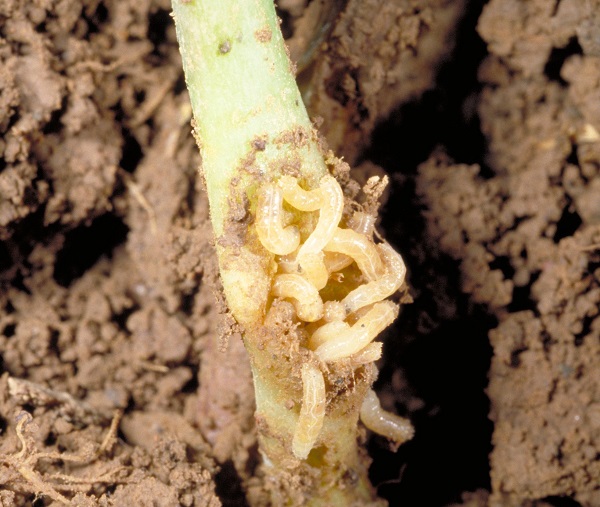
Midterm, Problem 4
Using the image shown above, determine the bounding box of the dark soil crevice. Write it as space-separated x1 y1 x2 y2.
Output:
362 2 498 503
1 0 598 505
53 214 129 287
543 37 584 86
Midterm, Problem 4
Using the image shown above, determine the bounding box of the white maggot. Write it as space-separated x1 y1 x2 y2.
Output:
360 389 414 446
292 363 326 459
295 176 344 289
349 342 383 366
324 228 384 282
255 184 300 256
315 301 398 362
279 175 322 211
272 274 324 322
308 320 351 350
342 241 406 314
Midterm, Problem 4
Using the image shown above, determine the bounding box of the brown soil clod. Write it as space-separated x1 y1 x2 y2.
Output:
1 0 599 505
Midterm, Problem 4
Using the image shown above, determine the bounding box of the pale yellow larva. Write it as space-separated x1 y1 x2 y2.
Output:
324 228 384 282
300 176 344 254
255 172 412 459
292 363 326 459
322 300 346 322
294 176 344 286
324 210 377 274
308 320 351 350
275 253 299 274
315 301 398 362
348 210 376 237
279 175 321 211
296 252 329 290
255 184 300 255
341 241 406 314
349 342 383 366
277 252 328 291
323 251 353 274
360 389 414 446
272 274 324 322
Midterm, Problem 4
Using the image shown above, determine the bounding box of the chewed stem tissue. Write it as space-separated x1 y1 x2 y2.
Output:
255 173 413 458
172 0 408 502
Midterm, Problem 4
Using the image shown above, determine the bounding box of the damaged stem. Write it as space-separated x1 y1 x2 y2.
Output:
172 1 411 505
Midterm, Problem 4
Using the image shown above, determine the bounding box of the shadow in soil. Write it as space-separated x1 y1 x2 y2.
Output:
362 1 496 505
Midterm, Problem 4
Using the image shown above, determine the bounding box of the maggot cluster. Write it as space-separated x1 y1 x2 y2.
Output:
255 173 414 459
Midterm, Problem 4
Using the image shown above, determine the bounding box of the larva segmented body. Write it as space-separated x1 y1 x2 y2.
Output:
322 301 345 322
324 228 384 282
254 173 411 459
360 389 415 446
255 184 300 255
279 175 322 211
323 251 353 274
349 342 383 366
272 274 324 322
348 210 376 237
296 252 329 290
315 301 398 362
295 176 344 288
308 320 350 350
292 363 326 459
341 241 406 314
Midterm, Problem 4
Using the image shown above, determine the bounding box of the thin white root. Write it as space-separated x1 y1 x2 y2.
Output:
315 301 398 362
324 228 384 282
360 389 414 446
342 241 406 314
272 274 324 322
292 363 326 459
255 184 300 255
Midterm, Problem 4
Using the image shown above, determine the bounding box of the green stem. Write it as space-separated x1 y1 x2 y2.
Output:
172 1 383 505
173 0 328 327
173 1 326 233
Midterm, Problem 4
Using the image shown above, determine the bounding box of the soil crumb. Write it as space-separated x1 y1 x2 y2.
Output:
1 0 598 506
417 0 600 505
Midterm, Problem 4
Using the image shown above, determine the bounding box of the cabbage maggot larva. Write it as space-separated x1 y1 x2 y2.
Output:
255 174 411 459
292 363 326 459
360 389 415 446
314 301 398 362
255 184 300 255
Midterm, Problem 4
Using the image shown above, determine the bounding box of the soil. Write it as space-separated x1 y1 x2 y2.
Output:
0 0 598 506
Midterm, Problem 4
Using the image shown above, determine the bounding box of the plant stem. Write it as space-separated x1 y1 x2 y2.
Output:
173 0 328 327
172 1 384 504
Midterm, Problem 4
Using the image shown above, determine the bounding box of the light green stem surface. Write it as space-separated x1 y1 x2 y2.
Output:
172 1 383 505
173 0 326 235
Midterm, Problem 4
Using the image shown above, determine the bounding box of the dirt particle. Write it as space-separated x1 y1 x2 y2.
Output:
275 125 310 148
219 40 231 54
3 0 600 505
255 27 272 43
252 136 267 151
